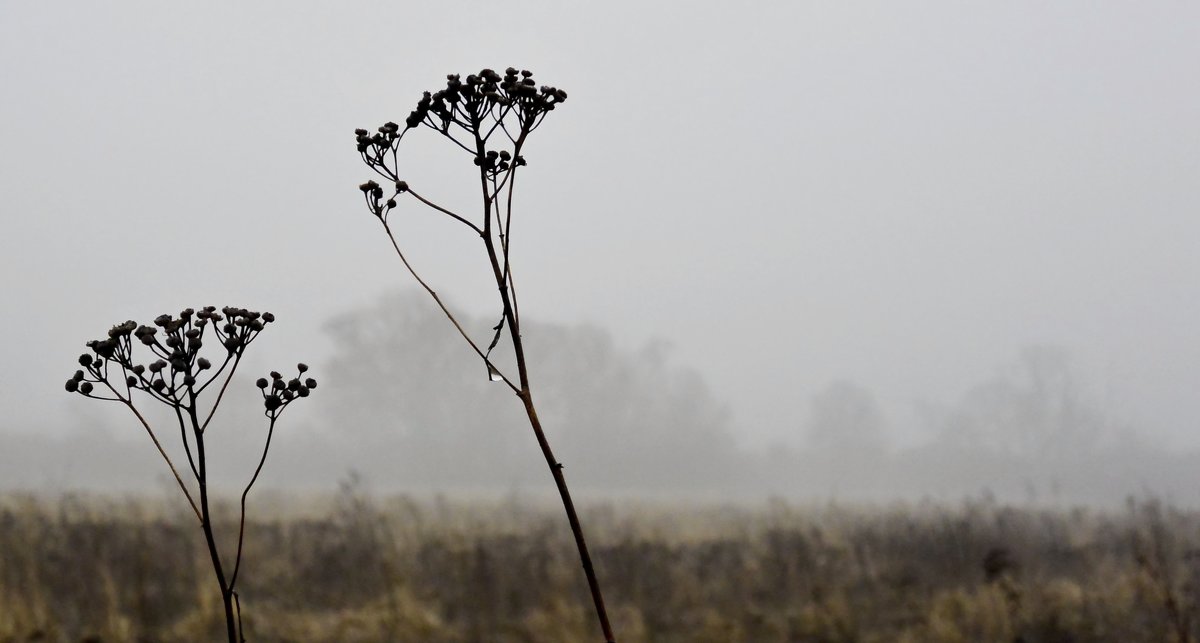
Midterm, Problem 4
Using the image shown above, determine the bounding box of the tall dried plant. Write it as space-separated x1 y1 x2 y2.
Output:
353 67 615 641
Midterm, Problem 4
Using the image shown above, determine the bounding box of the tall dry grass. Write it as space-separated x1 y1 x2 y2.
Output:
1 488 1197 642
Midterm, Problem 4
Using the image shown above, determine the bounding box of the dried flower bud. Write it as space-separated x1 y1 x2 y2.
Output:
256 377 269 389
262 312 275 323
297 363 309 373
152 379 166 391
395 181 409 193
272 379 285 390
305 378 317 389
197 358 211 370
78 354 93 367
183 375 195 386
126 376 138 387
79 382 94 394
297 386 310 398
270 371 282 380
73 370 85 382
359 180 380 193
65 380 78 393
354 128 369 136
264 395 282 411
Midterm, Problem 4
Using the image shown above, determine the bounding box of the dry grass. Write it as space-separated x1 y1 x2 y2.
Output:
1 489 1197 642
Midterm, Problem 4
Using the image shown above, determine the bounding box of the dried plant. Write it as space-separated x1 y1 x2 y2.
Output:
353 68 615 641
65 306 317 643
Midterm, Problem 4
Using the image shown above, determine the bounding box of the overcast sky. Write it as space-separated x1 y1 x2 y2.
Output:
2 2 1198 450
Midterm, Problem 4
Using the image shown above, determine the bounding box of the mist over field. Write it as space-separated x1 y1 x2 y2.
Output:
0 290 1193 507
4 6 1200 640
0 3 1197 507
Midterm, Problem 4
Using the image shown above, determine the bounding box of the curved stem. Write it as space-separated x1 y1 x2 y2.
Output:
379 220 519 393
119 398 201 523
200 355 242 434
474 145 615 641
229 415 277 589
406 188 483 235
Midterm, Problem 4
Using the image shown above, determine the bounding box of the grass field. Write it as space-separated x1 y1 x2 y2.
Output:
1 487 1197 642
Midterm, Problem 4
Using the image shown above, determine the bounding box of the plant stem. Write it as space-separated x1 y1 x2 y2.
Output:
191 405 239 643
519 390 616 643
479 181 616 641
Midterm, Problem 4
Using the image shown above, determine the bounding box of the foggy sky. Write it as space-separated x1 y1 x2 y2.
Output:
2 2 1198 451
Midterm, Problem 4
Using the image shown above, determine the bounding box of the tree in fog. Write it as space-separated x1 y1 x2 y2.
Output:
322 291 739 491
804 380 887 457
937 345 1102 459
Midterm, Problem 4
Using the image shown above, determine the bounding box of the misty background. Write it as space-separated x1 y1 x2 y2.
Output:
1 3 1197 504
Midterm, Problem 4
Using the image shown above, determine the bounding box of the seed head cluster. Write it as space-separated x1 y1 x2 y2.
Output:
65 307 313 415
355 68 565 220
256 363 318 419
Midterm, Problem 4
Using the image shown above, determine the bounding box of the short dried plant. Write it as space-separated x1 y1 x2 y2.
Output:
65 306 316 643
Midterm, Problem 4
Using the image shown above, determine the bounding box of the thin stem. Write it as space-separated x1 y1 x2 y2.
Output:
406 188 483 235
173 404 201 481
379 220 519 393
189 401 238 643
116 396 201 523
229 415 278 589
235 592 245 643
476 156 616 642
200 354 242 434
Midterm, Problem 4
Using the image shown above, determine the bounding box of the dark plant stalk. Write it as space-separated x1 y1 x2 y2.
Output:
191 407 238 643
356 68 615 641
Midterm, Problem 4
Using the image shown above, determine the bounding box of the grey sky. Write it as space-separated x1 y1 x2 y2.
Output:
2 2 1198 449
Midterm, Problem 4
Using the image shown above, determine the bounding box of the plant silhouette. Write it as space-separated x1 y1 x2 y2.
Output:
65 307 316 643
353 68 616 641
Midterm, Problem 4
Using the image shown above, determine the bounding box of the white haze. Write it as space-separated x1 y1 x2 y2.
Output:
1 3 1198 491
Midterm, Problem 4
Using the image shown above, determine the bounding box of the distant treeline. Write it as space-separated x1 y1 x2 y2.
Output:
6 292 1192 506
